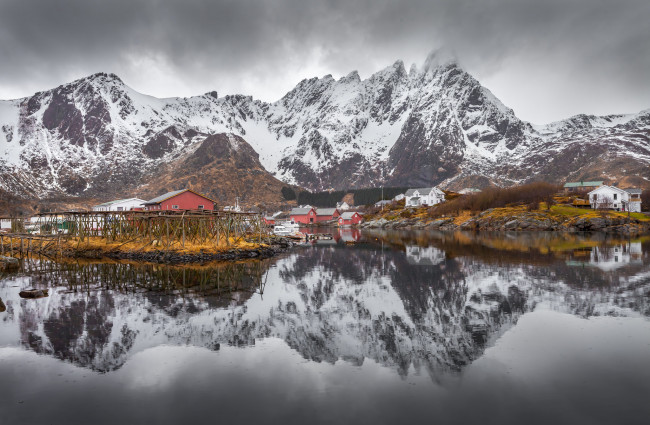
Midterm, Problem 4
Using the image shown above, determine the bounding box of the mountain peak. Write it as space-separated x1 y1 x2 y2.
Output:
80 72 124 86
422 48 458 72
340 70 361 83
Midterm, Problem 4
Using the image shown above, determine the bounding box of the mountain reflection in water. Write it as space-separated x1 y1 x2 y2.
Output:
0 231 649 425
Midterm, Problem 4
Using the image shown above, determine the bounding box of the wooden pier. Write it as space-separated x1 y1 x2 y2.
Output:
0 210 270 256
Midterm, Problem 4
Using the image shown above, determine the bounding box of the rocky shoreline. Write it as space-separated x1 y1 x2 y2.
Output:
361 210 650 235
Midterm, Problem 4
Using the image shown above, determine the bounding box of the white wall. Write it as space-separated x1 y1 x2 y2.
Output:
92 199 145 212
589 186 643 212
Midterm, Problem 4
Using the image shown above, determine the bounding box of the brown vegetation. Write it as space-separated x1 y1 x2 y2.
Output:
642 190 650 212
428 182 560 218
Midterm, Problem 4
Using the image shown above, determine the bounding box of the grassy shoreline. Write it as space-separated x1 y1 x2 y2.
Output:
363 203 650 234
1 235 291 265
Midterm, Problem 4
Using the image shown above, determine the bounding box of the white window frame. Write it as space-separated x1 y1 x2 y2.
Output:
172 205 179 209
198 205 204 209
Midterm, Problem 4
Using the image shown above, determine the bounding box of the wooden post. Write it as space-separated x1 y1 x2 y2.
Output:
166 218 170 249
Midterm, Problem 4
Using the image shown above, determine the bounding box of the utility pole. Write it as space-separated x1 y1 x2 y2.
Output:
381 164 385 212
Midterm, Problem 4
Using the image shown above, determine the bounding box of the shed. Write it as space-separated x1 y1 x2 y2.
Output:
143 189 216 211
290 207 317 224
338 211 363 227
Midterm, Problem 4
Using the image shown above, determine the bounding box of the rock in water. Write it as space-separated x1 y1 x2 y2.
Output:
19 288 49 299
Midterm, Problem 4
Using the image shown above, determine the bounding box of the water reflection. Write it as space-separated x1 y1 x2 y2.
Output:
0 231 648 377
1 231 649 424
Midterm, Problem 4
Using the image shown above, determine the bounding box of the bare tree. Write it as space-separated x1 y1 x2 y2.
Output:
595 195 613 210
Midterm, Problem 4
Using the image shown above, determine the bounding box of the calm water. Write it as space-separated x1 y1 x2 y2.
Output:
1 230 649 425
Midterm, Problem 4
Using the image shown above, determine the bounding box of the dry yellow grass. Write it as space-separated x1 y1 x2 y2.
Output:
61 236 265 255
453 210 473 225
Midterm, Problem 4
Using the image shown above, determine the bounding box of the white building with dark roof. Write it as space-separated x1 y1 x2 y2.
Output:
588 186 642 212
405 187 445 207
92 198 146 212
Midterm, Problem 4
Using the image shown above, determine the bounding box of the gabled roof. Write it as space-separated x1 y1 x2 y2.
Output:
405 187 441 196
316 208 339 216
340 211 359 219
564 181 603 188
94 198 146 207
290 207 315 215
143 189 216 205
587 185 628 195
625 188 643 194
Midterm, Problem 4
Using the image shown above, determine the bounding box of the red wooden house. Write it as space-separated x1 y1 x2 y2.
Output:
143 189 216 211
315 208 341 223
289 207 317 224
338 211 363 226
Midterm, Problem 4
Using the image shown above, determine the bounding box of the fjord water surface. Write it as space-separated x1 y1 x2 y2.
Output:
0 231 649 425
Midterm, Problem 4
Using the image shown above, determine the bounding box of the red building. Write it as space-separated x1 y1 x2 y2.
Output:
143 189 216 211
315 208 341 223
290 207 317 224
338 211 363 226
263 216 276 226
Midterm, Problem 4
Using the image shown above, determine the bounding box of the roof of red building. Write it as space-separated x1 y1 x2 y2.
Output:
340 211 361 219
316 208 338 216
290 207 315 215
143 189 217 205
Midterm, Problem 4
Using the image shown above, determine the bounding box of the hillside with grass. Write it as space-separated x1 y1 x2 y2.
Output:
362 183 650 234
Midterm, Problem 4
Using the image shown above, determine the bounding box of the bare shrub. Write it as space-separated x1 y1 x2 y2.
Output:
641 190 650 212
429 182 560 218
527 201 539 211
544 193 556 210
400 209 413 218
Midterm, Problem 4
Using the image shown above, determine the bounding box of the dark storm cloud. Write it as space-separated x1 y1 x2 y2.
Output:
0 0 648 123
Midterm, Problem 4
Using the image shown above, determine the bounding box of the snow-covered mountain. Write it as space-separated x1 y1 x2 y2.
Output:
1 50 649 199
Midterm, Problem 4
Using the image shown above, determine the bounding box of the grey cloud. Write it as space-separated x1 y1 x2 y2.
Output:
0 0 648 123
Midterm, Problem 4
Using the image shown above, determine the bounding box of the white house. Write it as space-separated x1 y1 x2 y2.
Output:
405 245 446 266
393 193 405 201
589 242 642 271
0 219 11 231
92 198 146 212
587 186 642 212
336 201 350 211
405 187 446 207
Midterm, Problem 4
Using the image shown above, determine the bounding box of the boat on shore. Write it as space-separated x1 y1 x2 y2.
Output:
273 223 304 240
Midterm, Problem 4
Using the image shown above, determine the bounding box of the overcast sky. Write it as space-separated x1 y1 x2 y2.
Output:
0 0 648 124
